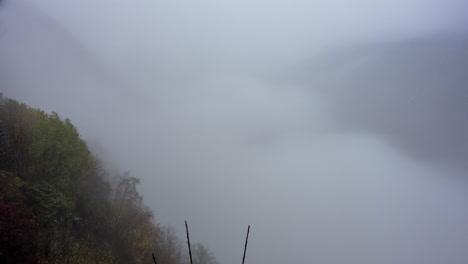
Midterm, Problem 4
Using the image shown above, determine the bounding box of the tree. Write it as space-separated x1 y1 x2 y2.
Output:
155 226 184 264
111 173 142 226
21 181 70 225
31 112 92 191
73 157 113 242
0 99 44 178
110 173 160 264
190 243 219 264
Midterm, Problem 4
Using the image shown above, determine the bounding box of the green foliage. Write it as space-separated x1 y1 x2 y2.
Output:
12 175 26 187
0 170 25 202
22 182 71 225
0 99 45 177
31 112 92 191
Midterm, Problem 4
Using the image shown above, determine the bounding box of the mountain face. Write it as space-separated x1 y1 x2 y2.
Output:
292 34 468 167
0 0 128 114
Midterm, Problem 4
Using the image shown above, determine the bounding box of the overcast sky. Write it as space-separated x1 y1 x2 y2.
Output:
2 0 468 263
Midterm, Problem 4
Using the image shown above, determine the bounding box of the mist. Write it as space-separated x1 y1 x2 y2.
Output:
2 0 468 263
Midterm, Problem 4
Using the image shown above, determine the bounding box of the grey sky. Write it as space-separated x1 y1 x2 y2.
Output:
2 0 468 263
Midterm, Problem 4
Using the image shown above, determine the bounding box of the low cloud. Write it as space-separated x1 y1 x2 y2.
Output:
2 0 468 263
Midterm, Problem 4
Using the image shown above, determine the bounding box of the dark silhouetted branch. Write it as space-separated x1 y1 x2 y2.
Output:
152 253 158 264
185 220 193 264
242 225 250 264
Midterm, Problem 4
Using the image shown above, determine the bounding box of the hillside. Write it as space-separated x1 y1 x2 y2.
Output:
0 99 217 264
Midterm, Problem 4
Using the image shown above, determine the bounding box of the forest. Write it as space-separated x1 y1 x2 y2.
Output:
0 98 219 264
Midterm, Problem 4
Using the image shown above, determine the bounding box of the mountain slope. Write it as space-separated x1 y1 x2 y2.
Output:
292 33 468 166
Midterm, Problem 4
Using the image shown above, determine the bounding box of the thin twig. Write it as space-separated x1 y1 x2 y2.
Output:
152 253 158 264
185 220 193 264
242 225 250 264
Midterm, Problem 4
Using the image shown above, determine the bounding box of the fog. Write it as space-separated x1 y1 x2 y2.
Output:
2 0 468 263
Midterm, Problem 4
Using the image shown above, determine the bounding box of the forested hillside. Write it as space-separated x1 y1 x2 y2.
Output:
0 98 218 264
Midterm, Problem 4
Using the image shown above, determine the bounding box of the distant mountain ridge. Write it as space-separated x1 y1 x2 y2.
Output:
291 33 468 166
